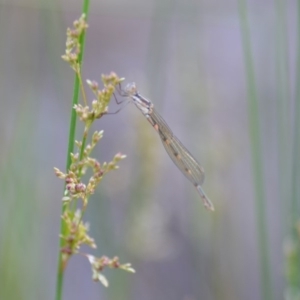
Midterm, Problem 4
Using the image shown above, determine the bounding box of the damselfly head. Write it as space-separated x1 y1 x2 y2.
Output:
124 82 138 97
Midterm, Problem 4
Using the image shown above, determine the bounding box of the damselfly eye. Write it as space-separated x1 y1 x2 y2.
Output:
124 82 137 96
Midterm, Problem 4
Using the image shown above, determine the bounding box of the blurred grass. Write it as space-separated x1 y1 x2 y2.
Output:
237 1 273 300
274 0 291 231
293 0 300 229
285 1 300 299
0 91 42 299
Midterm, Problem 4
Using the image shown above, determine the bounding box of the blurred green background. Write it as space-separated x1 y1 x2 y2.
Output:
0 1 299 300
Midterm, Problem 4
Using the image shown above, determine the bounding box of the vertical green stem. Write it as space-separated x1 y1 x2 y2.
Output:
237 1 273 300
284 2 300 297
292 0 300 228
274 0 291 234
55 2 90 300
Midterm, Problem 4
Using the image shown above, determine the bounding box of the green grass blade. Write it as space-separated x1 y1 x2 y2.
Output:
55 2 90 300
292 0 300 227
237 1 273 300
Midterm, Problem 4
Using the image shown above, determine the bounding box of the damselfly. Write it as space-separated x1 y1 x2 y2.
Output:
117 82 214 211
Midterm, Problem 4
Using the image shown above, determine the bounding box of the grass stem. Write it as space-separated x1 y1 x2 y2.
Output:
237 1 273 299
55 2 90 300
